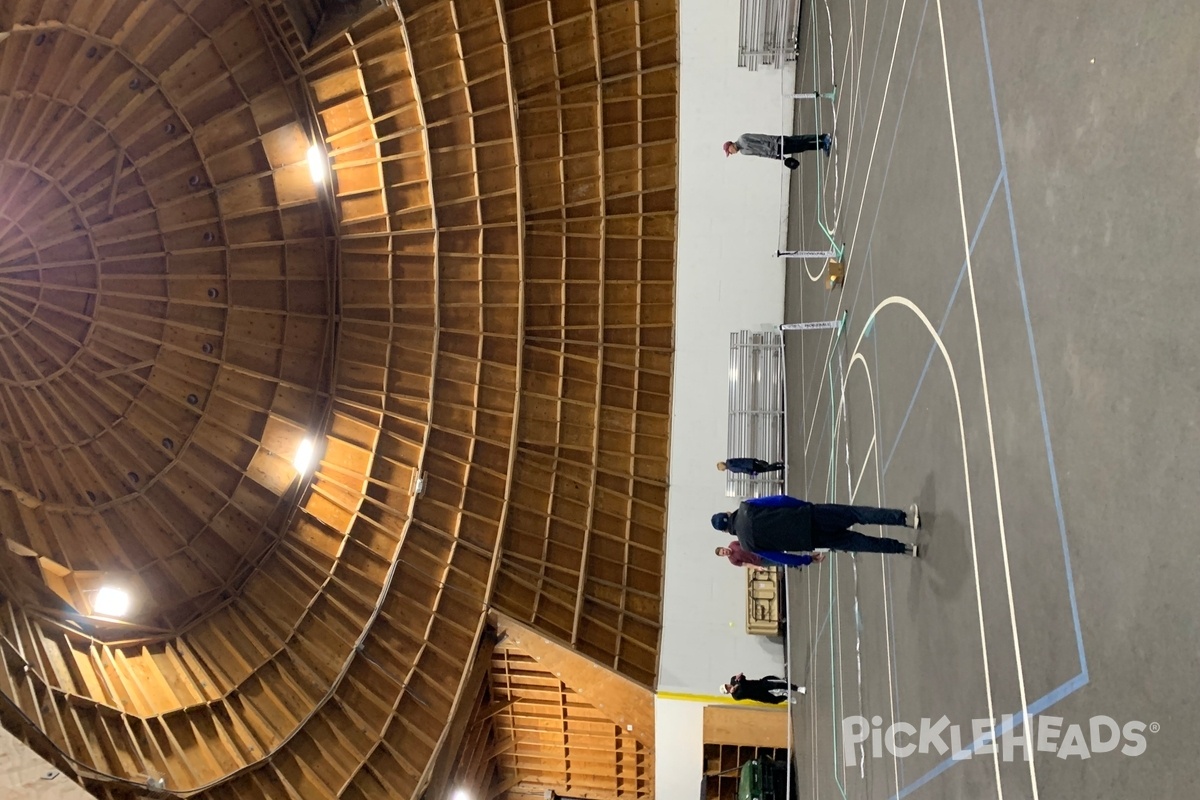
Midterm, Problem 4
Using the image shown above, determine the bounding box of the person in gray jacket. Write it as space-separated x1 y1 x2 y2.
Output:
723 132 832 169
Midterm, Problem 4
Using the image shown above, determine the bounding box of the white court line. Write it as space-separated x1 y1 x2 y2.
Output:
932 0 1039 795
851 0 899 181
840 0 934 345
840 0 911 265
836 0 859 189
882 558 900 794
793 8 911 799
827 350 891 787
799 5 834 284
846 296 1003 800
848 0 871 184
868 366 903 798
835 347 869 779
851 554 866 779
784 564 796 800
810 567 823 797
795 2 1034 797
860 359 903 795
823 299 904 792
839 0 903 231
830 321 879 783
850 433 876 498
802 327 842 458
837 0 875 216
841 350 902 793
815 0 841 236
805 0 899 477
835 561 847 788
802 560 830 797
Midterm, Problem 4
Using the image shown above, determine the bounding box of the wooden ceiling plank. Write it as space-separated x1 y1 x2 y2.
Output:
487 771 524 800
0 0 677 790
419 626 496 800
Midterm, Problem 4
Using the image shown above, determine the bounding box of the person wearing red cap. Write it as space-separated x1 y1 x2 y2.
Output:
723 133 832 169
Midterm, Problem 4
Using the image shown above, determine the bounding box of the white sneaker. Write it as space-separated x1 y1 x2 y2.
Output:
909 544 920 558
908 503 921 529
794 686 807 695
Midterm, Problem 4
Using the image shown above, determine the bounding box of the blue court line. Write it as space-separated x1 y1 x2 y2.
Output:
890 671 1088 799
804 0 1087 791
880 168 1004 475
885 1 1090 797
976 0 1089 683
806 0 1089 786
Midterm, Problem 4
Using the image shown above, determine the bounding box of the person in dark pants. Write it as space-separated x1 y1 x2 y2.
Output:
723 133 832 169
711 494 922 557
717 458 785 476
721 673 805 703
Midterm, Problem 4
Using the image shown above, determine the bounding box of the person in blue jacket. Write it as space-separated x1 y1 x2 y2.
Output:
717 458 785 476
711 494 921 557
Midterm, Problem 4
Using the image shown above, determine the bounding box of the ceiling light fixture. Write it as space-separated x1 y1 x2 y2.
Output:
307 143 327 183
452 790 471 800
93 587 131 618
293 437 317 473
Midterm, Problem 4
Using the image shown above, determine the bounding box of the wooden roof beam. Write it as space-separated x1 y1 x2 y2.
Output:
418 624 498 800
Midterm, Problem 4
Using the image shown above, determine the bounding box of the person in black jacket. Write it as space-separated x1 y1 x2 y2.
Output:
720 673 805 704
711 494 921 557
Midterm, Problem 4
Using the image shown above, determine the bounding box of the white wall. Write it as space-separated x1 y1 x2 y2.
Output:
660 0 793 696
656 6 795 795
654 697 707 799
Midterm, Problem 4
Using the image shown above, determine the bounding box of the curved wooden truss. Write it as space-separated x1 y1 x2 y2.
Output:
0 0 677 796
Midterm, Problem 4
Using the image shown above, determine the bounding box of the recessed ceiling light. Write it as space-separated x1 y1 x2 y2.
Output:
293 437 317 473
93 587 130 618
307 143 327 183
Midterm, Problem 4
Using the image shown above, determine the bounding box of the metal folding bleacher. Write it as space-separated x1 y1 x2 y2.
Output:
737 0 804 70
726 330 786 499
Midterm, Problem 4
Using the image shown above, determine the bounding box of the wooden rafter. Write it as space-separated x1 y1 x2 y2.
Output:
0 0 677 795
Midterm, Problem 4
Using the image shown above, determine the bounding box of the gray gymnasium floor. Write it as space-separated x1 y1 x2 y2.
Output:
779 0 1200 798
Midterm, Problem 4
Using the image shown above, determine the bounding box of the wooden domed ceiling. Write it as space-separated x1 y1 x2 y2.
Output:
0 0 334 633
0 0 676 796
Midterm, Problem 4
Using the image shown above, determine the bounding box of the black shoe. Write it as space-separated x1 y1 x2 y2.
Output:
819 134 832 156
783 157 800 170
